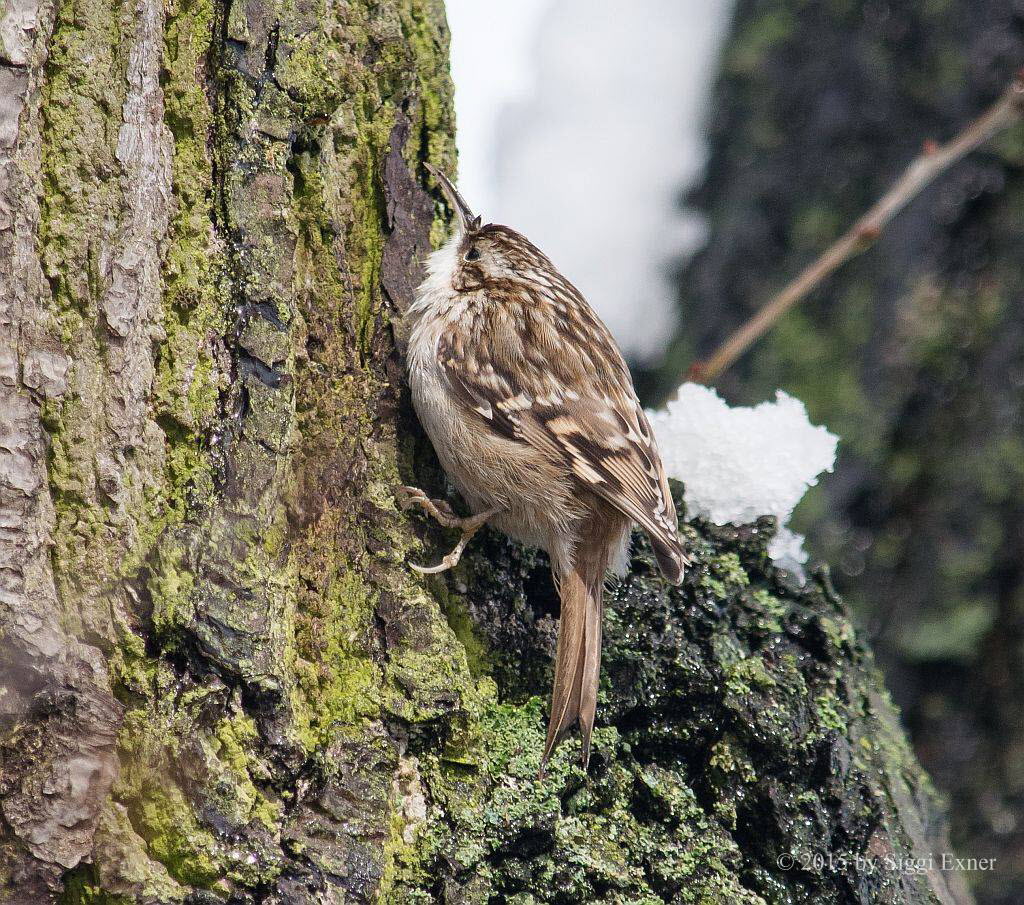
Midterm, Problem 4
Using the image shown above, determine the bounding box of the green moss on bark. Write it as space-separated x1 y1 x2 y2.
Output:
384 506 958 904
69 0 468 896
39 0 130 635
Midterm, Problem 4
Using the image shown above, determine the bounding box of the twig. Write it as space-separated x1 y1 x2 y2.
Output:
686 71 1024 387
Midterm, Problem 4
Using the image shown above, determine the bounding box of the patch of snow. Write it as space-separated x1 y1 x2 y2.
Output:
767 527 815 575
648 384 838 576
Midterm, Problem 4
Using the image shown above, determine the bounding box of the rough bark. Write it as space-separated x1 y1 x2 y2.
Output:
0 0 970 903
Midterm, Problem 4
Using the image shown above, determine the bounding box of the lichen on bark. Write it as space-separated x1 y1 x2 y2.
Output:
0 0 971 902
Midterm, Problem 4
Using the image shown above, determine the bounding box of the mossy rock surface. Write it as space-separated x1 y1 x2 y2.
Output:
389 495 961 905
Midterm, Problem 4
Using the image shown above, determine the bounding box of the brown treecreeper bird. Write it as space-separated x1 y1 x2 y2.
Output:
400 164 688 770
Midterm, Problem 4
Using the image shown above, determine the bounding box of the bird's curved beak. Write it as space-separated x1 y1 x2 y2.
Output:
424 162 481 234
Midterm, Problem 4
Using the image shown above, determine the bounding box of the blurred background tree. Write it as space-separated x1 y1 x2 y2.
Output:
644 3 1024 902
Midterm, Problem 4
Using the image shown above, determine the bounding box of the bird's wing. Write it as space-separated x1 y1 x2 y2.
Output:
437 284 688 582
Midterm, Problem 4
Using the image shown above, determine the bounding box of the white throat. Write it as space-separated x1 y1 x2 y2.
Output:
409 232 462 317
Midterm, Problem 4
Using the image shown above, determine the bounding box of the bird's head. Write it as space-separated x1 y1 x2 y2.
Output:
424 163 548 292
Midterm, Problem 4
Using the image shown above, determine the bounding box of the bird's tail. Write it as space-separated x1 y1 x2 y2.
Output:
542 564 605 771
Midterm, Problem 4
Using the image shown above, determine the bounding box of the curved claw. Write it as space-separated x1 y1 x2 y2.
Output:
395 485 428 511
409 533 472 574
395 485 459 525
409 557 458 575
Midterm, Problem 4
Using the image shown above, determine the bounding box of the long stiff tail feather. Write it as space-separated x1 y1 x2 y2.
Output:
542 568 604 770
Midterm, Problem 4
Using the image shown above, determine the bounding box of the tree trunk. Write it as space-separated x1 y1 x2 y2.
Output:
0 1 970 903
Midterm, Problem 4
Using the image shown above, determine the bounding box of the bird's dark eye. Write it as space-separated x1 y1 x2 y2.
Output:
464 246 481 262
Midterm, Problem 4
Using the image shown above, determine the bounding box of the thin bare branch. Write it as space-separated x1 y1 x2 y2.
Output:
686 72 1024 387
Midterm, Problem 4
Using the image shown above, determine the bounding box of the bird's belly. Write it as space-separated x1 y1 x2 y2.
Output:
408 354 578 564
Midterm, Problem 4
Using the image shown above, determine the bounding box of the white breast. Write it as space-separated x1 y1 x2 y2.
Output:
406 234 473 487
408 232 461 319
407 233 460 390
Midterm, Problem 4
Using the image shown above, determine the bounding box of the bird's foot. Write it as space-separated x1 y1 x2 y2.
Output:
396 486 498 574
395 485 461 527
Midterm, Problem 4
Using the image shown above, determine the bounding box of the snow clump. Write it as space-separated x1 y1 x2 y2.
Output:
648 383 838 575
